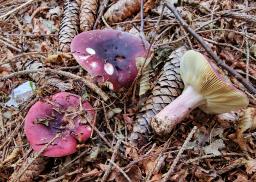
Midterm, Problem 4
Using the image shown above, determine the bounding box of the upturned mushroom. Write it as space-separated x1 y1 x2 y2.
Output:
71 29 150 90
24 92 95 157
151 50 249 135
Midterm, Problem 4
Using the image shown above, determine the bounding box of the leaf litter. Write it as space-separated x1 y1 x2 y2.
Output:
0 0 256 181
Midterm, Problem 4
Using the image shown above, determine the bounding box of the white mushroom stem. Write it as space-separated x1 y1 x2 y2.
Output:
152 86 205 134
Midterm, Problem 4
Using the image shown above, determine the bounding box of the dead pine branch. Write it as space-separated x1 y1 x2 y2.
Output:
165 3 256 95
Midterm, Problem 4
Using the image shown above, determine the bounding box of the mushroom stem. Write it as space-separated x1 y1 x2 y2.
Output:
152 86 205 134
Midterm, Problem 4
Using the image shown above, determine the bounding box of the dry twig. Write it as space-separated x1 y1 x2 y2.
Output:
101 139 123 182
161 126 197 182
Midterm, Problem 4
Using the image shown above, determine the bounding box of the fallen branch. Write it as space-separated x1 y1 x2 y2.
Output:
161 126 197 182
165 3 256 95
0 68 109 101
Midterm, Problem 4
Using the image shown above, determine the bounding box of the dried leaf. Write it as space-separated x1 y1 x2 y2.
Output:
0 148 20 168
133 0 160 20
106 108 122 119
203 139 226 155
139 67 151 96
235 107 256 152
151 173 163 182
104 0 140 23
59 0 80 52
245 159 256 174
142 156 157 175
80 0 98 31
115 165 142 182
234 173 249 182
45 53 72 64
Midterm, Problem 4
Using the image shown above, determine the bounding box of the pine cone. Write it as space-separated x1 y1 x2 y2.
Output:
104 0 140 23
129 47 186 146
80 0 99 31
9 153 48 182
59 0 80 52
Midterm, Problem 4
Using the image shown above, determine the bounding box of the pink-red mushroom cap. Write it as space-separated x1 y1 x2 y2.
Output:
24 92 95 157
151 50 249 135
71 29 150 90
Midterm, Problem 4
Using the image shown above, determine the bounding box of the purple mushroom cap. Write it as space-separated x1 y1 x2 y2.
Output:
24 92 95 157
71 29 150 90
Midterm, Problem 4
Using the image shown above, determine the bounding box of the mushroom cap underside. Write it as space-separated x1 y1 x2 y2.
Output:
180 50 249 113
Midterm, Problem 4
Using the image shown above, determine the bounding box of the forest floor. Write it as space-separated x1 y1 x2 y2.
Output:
0 0 256 181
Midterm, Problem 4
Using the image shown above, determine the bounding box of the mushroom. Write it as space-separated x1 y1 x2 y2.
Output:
24 92 95 157
151 50 249 135
70 29 150 90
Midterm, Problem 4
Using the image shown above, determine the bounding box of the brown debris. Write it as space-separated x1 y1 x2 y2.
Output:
80 0 99 31
59 0 80 52
235 107 256 152
104 0 140 23
9 153 48 182
1 0 256 181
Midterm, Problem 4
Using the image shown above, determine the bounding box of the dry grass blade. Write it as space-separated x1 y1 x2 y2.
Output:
80 0 99 31
59 0 80 52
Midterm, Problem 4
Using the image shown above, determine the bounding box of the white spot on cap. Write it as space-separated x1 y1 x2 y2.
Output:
104 63 114 75
90 61 98 69
86 48 96 55
78 55 91 62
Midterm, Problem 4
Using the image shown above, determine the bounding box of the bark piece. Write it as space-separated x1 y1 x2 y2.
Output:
59 0 80 52
129 47 186 146
80 0 99 31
